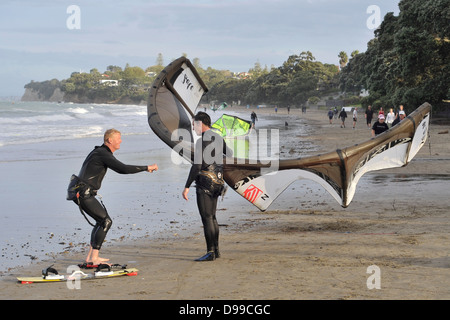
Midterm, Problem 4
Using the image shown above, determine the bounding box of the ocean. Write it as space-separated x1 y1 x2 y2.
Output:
0 101 149 149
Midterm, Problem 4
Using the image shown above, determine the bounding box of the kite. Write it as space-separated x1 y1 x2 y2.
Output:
147 57 431 211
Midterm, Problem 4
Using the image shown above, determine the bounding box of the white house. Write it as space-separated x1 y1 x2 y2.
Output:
360 89 369 97
99 80 119 86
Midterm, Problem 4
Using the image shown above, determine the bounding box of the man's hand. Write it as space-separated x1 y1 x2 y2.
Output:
182 188 189 201
148 164 158 172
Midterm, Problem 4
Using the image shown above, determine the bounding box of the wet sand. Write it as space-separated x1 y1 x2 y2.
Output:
1 106 449 300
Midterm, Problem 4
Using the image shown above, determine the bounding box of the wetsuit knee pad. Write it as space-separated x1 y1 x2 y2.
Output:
102 217 112 232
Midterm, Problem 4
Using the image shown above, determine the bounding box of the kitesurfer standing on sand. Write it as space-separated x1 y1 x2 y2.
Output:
67 129 158 265
182 112 232 261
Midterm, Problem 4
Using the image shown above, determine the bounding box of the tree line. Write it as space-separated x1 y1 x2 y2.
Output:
204 51 340 107
24 51 341 106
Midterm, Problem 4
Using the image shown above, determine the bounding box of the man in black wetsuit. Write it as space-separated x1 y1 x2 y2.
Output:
72 129 158 265
182 112 232 261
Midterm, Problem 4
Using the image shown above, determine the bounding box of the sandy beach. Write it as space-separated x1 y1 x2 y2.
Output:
1 105 449 301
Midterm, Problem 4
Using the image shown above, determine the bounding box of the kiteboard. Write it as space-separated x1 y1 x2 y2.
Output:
17 264 138 284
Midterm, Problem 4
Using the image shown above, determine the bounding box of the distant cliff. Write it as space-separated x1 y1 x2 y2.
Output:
21 79 146 105
21 79 64 102
22 87 65 102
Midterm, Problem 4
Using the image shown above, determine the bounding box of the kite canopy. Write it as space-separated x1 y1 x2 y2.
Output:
211 114 252 159
147 57 432 211
211 114 252 137
147 56 208 163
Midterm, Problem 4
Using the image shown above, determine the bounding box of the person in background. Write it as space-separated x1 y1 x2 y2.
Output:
251 111 258 129
396 104 406 119
385 108 396 128
328 108 334 124
339 108 347 128
371 114 389 137
365 105 374 129
392 110 406 127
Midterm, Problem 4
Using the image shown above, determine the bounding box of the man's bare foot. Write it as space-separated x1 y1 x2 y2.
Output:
86 257 110 264
92 261 111 266
85 248 110 265
97 257 110 262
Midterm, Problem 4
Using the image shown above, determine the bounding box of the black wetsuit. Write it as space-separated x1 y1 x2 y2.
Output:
185 130 232 255
75 144 148 250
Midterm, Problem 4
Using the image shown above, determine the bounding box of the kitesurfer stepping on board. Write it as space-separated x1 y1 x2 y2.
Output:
182 112 232 261
67 129 158 266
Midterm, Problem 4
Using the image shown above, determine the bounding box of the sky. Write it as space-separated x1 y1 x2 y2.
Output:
0 0 400 97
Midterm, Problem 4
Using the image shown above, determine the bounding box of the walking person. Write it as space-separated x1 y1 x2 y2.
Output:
339 108 347 128
251 111 258 129
396 105 406 118
327 108 334 124
386 108 395 128
371 114 389 137
352 108 358 129
365 105 374 128
392 110 406 127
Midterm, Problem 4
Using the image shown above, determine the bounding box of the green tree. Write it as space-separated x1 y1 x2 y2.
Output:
338 51 348 69
122 66 145 80
340 0 449 112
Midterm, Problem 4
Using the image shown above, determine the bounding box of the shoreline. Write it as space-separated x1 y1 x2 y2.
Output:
1 106 449 300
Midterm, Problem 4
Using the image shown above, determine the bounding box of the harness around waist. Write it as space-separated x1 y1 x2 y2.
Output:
198 166 224 185
66 174 96 200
